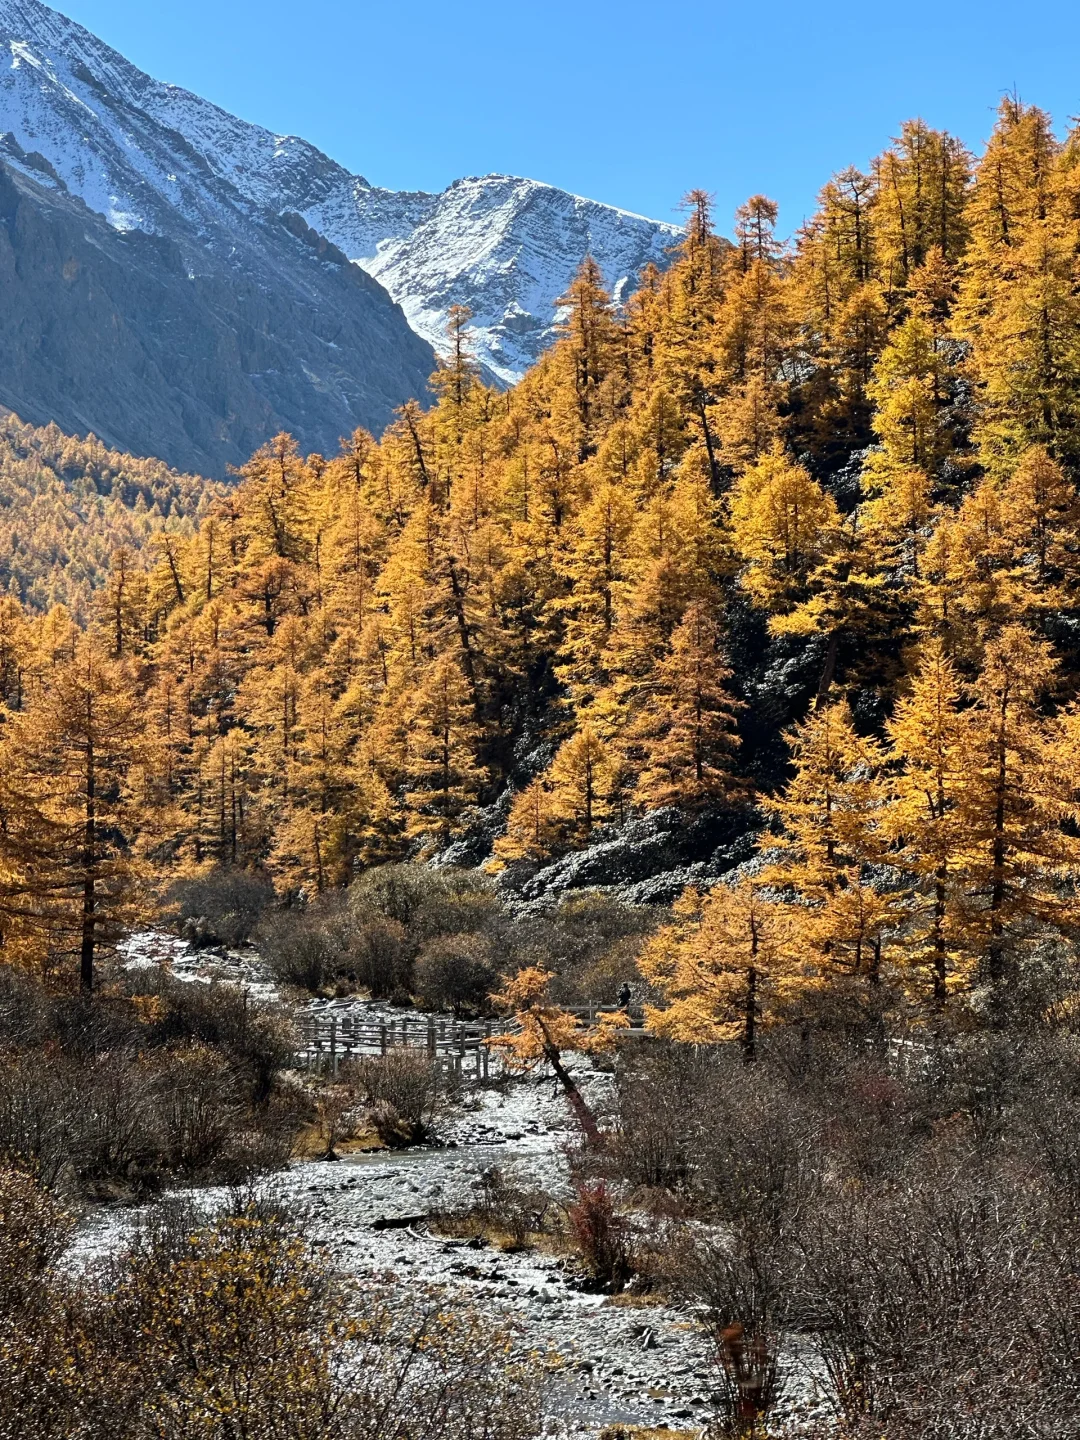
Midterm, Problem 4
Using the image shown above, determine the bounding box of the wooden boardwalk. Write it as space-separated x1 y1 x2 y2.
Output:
297 1014 500 1079
296 1006 647 1078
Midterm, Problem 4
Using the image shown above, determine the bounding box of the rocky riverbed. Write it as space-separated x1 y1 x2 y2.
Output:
96 933 829 1435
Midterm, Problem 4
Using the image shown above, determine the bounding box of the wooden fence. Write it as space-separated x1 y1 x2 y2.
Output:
296 1005 647 1078
296 1014 499 1079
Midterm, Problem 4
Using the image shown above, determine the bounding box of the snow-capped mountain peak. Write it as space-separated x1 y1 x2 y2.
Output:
0 0 680 385
0 0 437 474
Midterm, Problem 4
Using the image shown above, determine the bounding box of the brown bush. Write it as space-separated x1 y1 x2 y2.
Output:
166 867 275 946
468 1167 554 1247
568 1181 634 1292
0 1173 543 1440
414 933 497 1016
354 1050 444 1145
0 966 301 1196
603 1027 1080 1439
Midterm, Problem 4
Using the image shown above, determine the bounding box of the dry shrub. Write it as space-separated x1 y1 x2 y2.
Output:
143 1043 242 1172
354 1051 443 1146
414 933 497 1016
679 1225 791 1438
0 1167 72 1310
258 909 343 992
473 1167 554 1247
0 966 301 1196
347 916 413 1000
166 867 275 946
604 1029 1080 1439
0 1173 543 1440
568 1181 634 1291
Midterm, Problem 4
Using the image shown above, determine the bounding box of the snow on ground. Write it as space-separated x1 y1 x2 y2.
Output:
97 932 831 1434
118 930 280 1002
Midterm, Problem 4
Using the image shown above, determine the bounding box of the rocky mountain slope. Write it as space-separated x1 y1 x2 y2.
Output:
0 0 678 404
305 174 681 386
0 0 436 474
0 157 435 476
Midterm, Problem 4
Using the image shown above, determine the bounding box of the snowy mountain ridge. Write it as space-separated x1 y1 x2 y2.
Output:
0 0 680 385
0 0 437 474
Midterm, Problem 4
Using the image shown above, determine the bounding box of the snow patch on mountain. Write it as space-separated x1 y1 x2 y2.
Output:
0 0 680 385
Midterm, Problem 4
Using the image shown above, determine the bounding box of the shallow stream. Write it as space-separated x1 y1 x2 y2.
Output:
99 932 828 1435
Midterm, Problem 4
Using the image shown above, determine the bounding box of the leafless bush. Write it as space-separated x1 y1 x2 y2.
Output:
311 1078 364 1159
568 1180 634 1291
258 908 344 992
128 971 298 1102
611 1041 707 1189
166 866 275 946
263 892 417 999
679 1223 795 1437
349 863 499 940
348 862 446 929
344 865 500 1001
0 966 302 1197
0 1055 84 1190
0 966 51 1049
0 1166 73 1309
80 1054 163 1187
465 1167 555 1247
353 1051 443 1145
144 1043 243 1173
613 1042 821 1233
346 915 413 999
603 1021 1080 1437
512 891 660 1007
0 1172 543 1440
794 1153 1080 1439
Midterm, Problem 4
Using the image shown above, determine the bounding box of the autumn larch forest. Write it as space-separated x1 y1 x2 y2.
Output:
5 96 1080 1440
3 101 1079 1021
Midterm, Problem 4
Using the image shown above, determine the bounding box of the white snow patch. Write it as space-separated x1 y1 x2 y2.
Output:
0 0 679 384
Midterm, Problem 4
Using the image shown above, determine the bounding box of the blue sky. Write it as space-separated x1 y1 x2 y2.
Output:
55 0 1080 234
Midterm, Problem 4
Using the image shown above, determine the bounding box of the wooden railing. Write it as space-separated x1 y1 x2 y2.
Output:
296 1014 501 1079
295 1006 648 1077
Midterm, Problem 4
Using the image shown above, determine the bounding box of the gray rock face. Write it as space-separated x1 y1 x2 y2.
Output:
0 0 679 422
0 158 435 475
506 810 758 909
0 0 435 474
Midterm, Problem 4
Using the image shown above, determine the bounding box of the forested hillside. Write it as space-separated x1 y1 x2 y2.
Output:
6 95 1080 1440
5 98 1080 1024
0 411 220 618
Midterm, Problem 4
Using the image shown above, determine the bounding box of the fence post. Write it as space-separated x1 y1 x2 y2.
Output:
427 1019 436 1056
380 1023 387 1056
330 1018 338 1079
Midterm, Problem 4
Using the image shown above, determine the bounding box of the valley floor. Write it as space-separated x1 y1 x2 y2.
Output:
78 933 831 1435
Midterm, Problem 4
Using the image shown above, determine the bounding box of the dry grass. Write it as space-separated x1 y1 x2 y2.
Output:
428 1212 573 1256
599 1427 701 1440
291 1121 387 1159
602 1289 673 1309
